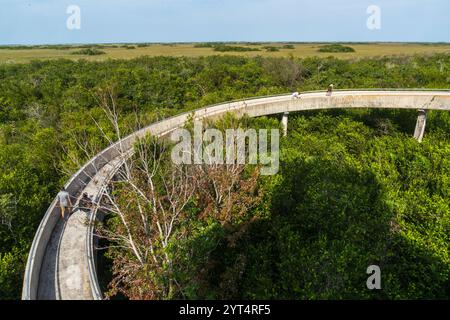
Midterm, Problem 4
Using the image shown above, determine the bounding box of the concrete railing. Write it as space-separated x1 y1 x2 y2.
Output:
22 94 260 300
21 134 126 299
85 154 128 300
23 89 450 300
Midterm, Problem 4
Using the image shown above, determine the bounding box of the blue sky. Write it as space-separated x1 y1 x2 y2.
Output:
0 0 449 45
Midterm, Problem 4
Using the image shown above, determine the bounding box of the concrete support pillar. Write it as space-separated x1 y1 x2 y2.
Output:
282 112 289 137
413 109 427 143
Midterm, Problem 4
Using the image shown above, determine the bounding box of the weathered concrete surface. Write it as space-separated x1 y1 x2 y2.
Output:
55 210 92 300
282 112 289 137
414 109 428 143
36 218 64 299
23 90 450 300
35 156 124 300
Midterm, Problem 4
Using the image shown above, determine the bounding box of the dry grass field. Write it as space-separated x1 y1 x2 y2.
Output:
0 43 449 63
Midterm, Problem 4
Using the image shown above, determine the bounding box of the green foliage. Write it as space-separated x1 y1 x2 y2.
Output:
0 245 28 299
0 53 449 299
213 45 261 52
71 48 106 56
136 43 151 48
263 46 281 52
318 44 356 53
179 113 450 299
193 42 224 48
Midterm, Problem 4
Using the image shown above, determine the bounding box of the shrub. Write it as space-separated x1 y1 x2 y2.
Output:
213 45 261 52
71 48 106 56
318 44 356 53
264 46 281 52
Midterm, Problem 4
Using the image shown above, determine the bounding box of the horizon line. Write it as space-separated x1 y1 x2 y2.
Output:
1 41 450 47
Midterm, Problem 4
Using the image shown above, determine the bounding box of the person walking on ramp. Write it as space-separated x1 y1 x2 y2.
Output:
57 187 73 219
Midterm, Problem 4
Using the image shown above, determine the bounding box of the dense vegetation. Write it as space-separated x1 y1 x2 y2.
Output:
318 44 356 53
263 46 281 52
213 45 262 52
0 53 449 299
71 48 106 56
170 110 450 299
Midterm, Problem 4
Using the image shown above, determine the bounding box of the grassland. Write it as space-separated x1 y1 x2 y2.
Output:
0 43 449 63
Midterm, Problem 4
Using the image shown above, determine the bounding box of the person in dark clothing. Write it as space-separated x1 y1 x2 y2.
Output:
327 84 334 96
80 193 93 211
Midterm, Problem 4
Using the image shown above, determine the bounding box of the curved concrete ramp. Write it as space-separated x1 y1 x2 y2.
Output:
37 211 92 300
23 90 450 300
35 155 124 299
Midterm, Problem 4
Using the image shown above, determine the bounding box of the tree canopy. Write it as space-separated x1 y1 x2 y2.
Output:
0 53 449 299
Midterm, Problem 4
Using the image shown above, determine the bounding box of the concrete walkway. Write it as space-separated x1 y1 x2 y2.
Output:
37 211 92 300
23 90 450 300
36 157 123 300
